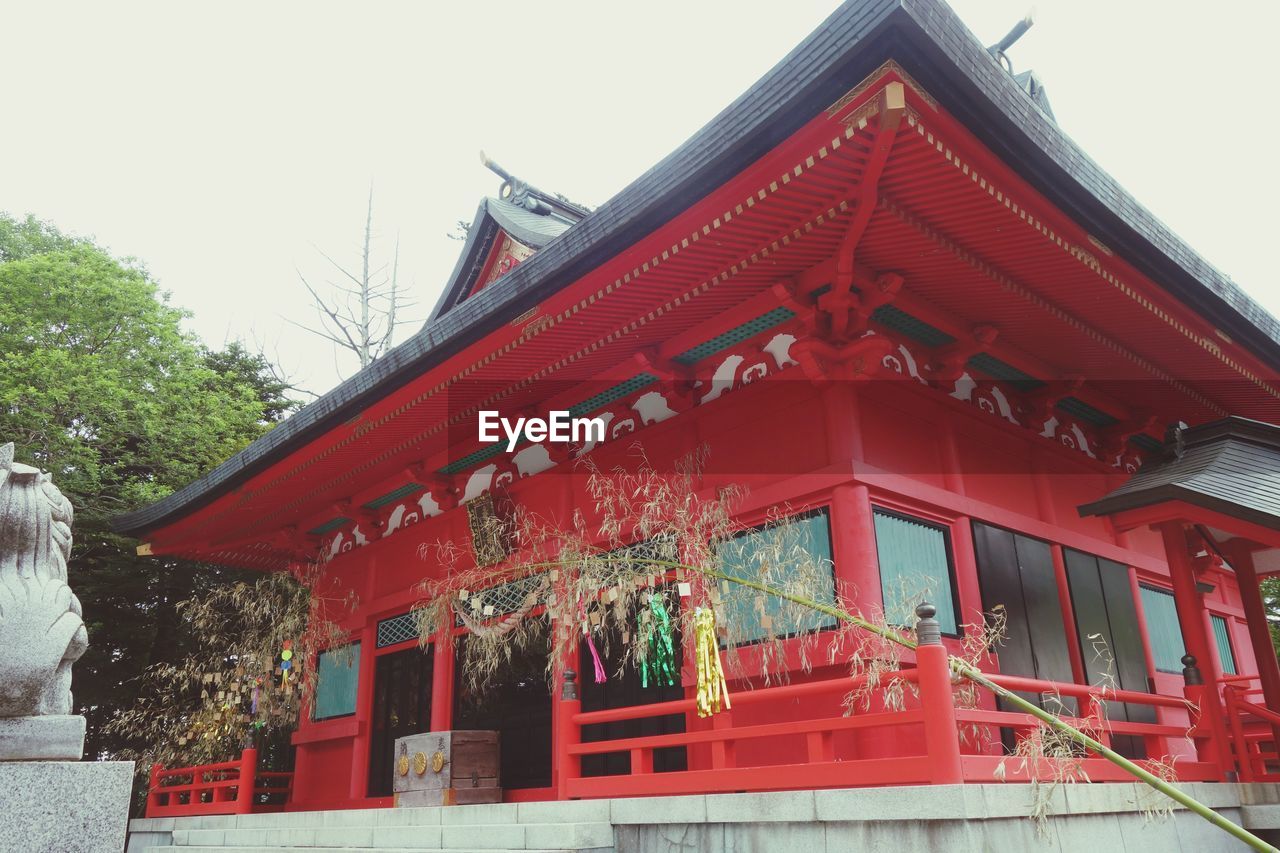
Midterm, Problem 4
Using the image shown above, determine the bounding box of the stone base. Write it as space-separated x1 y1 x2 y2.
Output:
394 785 503 807
0 760 134 853
0 714 86 760
126 781 1280 853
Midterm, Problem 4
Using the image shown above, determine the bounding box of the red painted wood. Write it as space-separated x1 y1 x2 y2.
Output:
350 623 377 802
1229 549 1280 717
961 755 1220 784
143 63 1280 804
430 634 454 732
710 709 735 770
917 643 963 784
146 749 293 818
568 709 924 755
564 755 933 798
1162 522 1235 776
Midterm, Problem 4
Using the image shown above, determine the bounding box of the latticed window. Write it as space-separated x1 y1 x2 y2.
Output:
1211 614 1238 676
376 613 419 648
314 642 360 720
1139 586 1185 673
717 509 837 645
874 510 958 635
455 572 547 626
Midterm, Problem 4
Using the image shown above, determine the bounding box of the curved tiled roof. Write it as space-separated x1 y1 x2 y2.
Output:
1079 417 1280 531
114 0 1280 538
425 196 580 323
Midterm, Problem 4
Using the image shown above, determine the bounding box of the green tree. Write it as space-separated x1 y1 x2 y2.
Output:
0 213 299 760
1261 576 1280 662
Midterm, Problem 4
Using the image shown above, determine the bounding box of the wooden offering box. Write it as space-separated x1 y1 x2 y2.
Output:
392 730 501 807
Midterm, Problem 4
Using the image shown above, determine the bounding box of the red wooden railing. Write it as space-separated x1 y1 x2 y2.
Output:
145 748 294 818
1223 675 1280 782
959 672 1220 783
555 623 1221 799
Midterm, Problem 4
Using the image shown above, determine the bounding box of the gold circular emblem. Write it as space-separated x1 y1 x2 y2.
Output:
413 751 428 776
397 754 410 776
431 750 446 773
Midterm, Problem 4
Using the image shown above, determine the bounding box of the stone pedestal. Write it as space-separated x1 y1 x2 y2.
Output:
0 714 87 760
0 760 134 853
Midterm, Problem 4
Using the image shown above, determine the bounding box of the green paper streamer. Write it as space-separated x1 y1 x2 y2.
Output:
641 593 678 688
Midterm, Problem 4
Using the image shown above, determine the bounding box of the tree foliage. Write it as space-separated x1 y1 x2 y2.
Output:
0 212 300 761
1262 576 1280 661
106 568 353 774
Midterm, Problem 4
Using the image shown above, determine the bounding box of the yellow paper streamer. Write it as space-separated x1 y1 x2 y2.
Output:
694 606 731 718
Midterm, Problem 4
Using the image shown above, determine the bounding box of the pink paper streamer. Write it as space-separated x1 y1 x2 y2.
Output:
587 631 607 684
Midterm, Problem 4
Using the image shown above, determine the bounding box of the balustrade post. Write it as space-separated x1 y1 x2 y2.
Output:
146 763 163 817
711 710 736 769
1182 654 1225 775
1224 683 1254 782
915 602 964 784
235 747 259 814
556 668 582 800
1080 693 1112 749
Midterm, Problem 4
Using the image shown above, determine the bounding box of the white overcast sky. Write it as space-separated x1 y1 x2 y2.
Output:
3 0 1278 397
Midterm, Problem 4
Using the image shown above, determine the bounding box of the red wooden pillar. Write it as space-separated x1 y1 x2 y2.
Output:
554 653 582 800
831 483 881 616
1160 522 1234 776
822 377 861 463
145 763 163 817
915 603 963 784
430 629 454 731
822 373 880 611
1228 547 1280 713
235 748 259 814
349 622 377 801
939 419 966 497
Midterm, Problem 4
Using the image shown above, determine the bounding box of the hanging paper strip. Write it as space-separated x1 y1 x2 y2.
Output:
694 607 731 717
580 602 607 684
641 593 678 688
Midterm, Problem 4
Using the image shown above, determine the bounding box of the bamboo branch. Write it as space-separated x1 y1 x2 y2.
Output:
480 553 1273 852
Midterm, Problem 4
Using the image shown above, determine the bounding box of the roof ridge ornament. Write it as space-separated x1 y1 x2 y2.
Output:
479 151 590 220
987 11 1056 122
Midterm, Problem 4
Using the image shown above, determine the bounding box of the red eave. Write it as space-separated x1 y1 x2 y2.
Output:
137 66 1280 570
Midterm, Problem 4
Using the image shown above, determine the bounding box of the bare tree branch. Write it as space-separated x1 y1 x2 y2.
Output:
294 181 419 372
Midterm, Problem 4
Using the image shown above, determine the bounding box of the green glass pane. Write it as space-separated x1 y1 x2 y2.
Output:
1139 587 1185 673
314 642 361 720
874 511 957 634
718 511 836 645
1211 614 1237 676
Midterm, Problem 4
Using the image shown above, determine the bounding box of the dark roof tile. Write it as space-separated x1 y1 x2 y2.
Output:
114 0 1280 537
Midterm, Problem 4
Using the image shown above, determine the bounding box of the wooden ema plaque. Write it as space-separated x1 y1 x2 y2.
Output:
391 730 501 808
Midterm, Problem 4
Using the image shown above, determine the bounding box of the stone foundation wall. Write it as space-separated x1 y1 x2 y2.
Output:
125 782 1280 852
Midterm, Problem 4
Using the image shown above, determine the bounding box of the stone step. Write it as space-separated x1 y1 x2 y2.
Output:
149 848 598 853
167 822 614 851
135 799 611 833
1242 803 1280 829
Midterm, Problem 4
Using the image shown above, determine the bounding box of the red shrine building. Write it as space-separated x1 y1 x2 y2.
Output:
118 0 1280 814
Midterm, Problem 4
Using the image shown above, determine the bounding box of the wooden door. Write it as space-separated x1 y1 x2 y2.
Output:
452 635 553 789
1063 548 1154 758
972 523 1076 715
367 645 433 797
